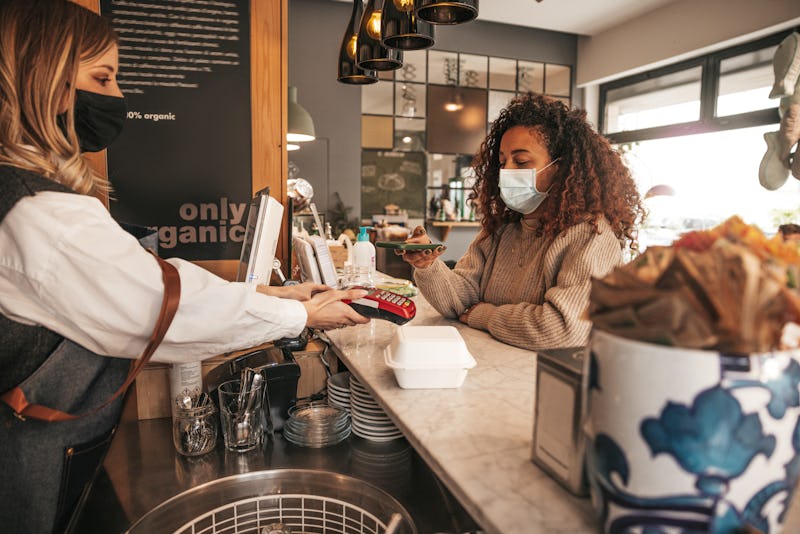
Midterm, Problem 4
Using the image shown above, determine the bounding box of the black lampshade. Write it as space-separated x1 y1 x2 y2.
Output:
339 0 379 84
416 0 478 25
357 0 403 71
381 0 434 51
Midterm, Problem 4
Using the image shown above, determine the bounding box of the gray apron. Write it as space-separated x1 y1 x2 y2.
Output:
0 340 130 534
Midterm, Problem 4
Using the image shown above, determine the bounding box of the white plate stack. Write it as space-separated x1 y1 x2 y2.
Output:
326 371 351 413
349 375 403 442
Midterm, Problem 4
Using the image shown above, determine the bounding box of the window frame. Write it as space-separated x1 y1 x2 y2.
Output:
598 30 795 145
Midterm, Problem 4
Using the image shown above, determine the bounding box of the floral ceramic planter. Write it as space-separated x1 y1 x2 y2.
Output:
584 329 800 533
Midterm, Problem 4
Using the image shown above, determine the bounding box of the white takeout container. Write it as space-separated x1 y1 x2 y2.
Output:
384 326 476 389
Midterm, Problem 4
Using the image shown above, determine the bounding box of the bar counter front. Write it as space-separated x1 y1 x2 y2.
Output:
80 295 593 533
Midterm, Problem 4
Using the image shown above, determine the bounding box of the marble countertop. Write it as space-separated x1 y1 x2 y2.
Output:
325 295 596 534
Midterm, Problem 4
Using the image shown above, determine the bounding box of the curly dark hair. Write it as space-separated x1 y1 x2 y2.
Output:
471 93 645 252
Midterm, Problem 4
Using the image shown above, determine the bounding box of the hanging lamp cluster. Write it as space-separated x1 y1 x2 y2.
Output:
337 0 478 85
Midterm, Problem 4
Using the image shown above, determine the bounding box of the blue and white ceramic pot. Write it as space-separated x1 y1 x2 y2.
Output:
584 329 800 533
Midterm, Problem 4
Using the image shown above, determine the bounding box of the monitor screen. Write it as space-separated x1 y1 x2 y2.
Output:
237 188 284 286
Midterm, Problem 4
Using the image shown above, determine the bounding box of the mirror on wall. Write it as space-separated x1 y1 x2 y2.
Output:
401 49 427 83
426 85 488 155
517 60 544 93
395 117 426 152
490 56 517 91
395 81 425 119
460 54 488 88
362 80 393 115
425 153 477 223
428 50 459 85
360 48 573 223
546 64 571 96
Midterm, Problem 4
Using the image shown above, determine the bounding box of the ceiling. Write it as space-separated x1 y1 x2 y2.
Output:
332 0 678 36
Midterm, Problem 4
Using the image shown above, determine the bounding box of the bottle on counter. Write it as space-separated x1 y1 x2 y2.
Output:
343 226 375 289
352 226 375 271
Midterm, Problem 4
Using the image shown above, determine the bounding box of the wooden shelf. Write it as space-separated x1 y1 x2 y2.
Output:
427 220 481 241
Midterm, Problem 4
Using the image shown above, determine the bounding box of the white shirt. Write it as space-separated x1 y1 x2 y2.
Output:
0 191 307 364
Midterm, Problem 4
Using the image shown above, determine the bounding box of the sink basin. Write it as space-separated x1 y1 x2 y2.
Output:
125 468 416 534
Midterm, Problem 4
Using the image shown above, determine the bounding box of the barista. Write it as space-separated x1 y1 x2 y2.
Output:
0 1 368 532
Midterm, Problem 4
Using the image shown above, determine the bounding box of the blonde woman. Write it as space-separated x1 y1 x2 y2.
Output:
0 1 367 531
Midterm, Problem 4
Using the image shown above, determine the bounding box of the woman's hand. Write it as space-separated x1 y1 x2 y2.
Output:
302 288 372 330
257 282 330 301
398 226 446 269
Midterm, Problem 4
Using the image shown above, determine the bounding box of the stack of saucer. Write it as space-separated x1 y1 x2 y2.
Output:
283 402 351 448
326 371 351 413
349 375 403 442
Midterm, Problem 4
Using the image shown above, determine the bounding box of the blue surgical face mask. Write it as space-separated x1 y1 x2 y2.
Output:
499 158 559 215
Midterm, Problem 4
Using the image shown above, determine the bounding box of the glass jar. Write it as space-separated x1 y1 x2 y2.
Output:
339 265 375 289
172 403 218 456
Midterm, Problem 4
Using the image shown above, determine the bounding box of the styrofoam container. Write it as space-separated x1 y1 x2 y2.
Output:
384 326 476 389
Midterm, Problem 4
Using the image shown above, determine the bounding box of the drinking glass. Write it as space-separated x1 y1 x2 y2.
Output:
218 379 264 452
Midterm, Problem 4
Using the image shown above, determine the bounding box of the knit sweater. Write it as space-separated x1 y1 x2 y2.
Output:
414 217 623 350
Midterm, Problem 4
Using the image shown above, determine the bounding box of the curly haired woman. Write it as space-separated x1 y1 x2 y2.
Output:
401 93 645 350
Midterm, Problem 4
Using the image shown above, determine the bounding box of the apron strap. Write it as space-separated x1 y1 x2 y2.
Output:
1 254 181 422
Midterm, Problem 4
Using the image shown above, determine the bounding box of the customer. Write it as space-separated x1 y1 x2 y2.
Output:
0 1 367 532
401 93 644 350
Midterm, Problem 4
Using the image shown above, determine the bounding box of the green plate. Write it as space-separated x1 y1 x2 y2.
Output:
375 241 444 251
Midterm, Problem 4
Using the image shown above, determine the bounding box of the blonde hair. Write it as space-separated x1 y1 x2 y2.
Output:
0 0 118 195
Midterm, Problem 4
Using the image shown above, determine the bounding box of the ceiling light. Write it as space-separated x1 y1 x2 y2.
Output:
287 86 315 143
357 0 403 71
382 0 435 51
416 0 478 25
338 0 379 85
444 93 464 112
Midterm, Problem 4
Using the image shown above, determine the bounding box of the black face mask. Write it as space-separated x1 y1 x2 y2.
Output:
58 89 127 152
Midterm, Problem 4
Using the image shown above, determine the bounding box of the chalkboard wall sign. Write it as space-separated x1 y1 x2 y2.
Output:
100 0 252 260
361 150 426 219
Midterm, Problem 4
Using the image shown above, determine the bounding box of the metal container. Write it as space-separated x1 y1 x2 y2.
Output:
125 468 417 534
531 347 588 496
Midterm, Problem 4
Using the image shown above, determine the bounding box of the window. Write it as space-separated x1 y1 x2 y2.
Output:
599 30 797 247
604 65 703 134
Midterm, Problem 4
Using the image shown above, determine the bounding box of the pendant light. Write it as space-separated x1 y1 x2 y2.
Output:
381 0 434 51
338 0 379 84
287 86 315 143
416 0 478 25
357 0 403 71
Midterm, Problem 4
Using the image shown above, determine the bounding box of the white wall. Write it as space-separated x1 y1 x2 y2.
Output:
577 0 800 87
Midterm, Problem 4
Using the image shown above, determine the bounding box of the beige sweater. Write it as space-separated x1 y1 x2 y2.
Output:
414 218 623 350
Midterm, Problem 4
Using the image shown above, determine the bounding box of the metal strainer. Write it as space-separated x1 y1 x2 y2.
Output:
125 469 416 534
